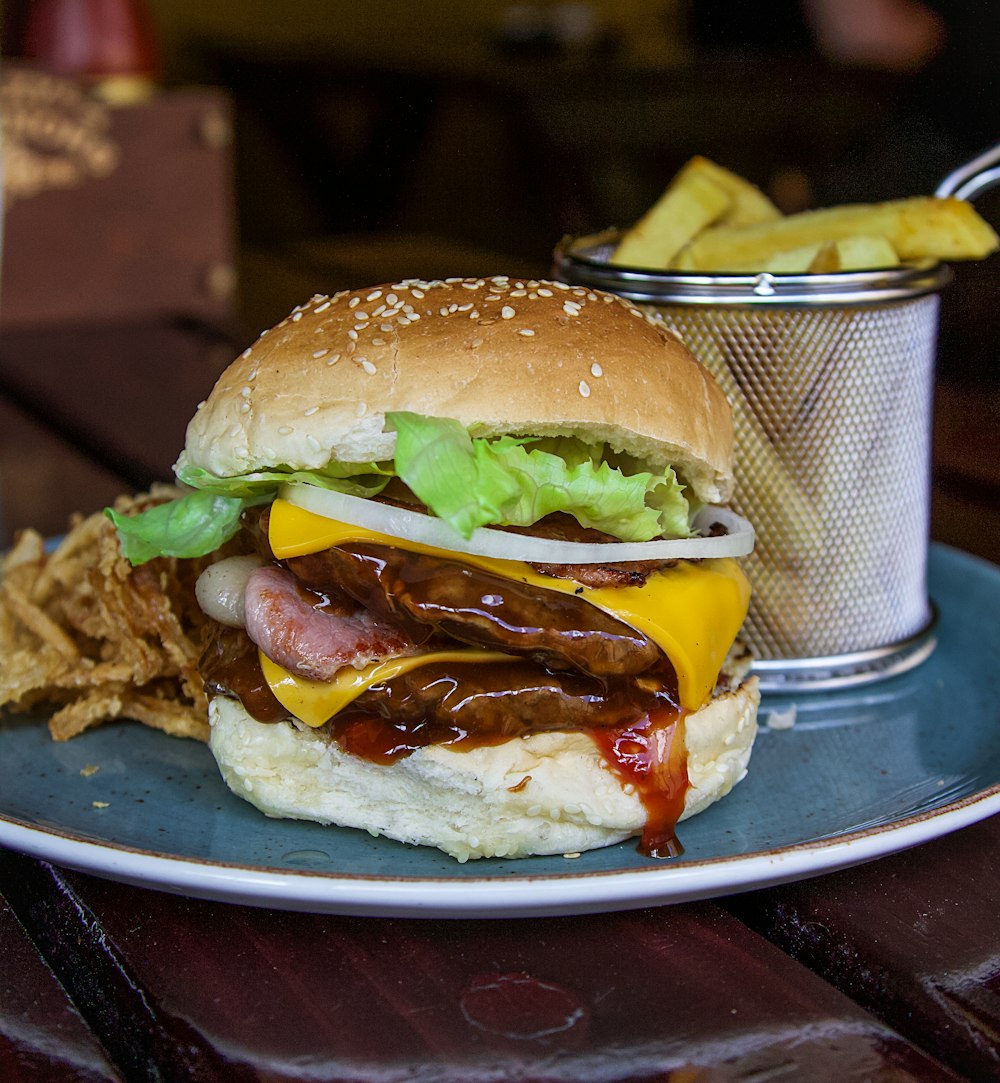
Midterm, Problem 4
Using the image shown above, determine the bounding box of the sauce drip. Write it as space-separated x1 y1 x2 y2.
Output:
592 708 689 858
199 626 287 723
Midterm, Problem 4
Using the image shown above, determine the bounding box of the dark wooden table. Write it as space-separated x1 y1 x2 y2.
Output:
1 320 998 1082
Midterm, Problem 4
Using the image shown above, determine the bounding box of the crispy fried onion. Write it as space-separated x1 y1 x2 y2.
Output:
0 487 221 741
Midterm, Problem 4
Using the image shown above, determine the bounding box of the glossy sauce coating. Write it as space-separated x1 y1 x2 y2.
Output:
287 544 663 677
200 531 692 858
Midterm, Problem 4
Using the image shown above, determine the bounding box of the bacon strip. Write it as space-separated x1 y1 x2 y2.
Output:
243 565 420 682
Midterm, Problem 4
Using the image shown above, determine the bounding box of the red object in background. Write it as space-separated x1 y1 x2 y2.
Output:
22 0 159 83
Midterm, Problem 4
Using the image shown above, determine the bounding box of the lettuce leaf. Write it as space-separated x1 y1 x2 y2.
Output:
109 412 692 564
107 490 248 565
388 412 691 541
109 460 392 565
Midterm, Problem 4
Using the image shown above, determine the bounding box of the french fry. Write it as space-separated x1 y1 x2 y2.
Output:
679 156 782 228
764 242 827 274
611 167 731 269
684 196 998 272
807 234 899 273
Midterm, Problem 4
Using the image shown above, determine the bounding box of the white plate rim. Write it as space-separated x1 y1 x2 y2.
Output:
2 780 998 918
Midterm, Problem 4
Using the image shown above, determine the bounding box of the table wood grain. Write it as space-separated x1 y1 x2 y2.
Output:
0 850 961 1082
0 893 121 1082
727 812 1000 1082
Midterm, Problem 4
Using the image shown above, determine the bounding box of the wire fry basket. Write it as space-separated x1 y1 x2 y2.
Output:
554 235 950 691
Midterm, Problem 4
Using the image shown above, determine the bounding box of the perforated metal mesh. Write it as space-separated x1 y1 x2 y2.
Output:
646 298 939 660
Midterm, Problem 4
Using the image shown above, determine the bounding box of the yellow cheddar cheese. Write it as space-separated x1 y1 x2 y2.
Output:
260 649 512 728
266 499 749 714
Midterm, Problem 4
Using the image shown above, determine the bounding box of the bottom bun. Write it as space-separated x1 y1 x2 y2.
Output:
209 679 760 862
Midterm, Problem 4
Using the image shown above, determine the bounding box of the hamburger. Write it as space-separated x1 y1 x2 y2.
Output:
110 276 759 862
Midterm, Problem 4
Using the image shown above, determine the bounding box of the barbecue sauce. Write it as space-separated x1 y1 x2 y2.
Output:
591 708 689 858
200 528 694 859
199 626 287 723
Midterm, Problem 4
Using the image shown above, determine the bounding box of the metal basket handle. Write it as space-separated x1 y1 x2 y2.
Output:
935 142 1000 201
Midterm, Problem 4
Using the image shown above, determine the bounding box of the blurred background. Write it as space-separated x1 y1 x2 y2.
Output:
1 0 998 557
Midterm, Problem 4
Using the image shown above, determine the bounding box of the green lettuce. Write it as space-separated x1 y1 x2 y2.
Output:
388 412 692 541
108 412 693 565
108 459 391 565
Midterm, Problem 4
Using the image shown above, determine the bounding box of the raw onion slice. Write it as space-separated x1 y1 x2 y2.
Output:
281 482 755 564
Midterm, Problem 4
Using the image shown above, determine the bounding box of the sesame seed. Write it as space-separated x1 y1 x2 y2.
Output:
578 380 591 397
240 385 251 398
440 307 449 317
518 328 535 336
312 349 328 359
361 359 377 374
458 302 473 311
355 310 369 321
278 425 293 435
591 362 603 377
386 293 398 305
349 297 360 308
501 306 516 319
411 289 424 299
240 402 250 414
241 348 252 359
348 329 358 341
366 290 382 302
538 288 553 297
510 289 527 298
291 312 302 322
304 406 319 417
380 323 393 332
470 338 483 348
408 312 421 320
306 435 321 452
314 301 331 313
372 337 386 346
326 353 341 365
247 368 258 380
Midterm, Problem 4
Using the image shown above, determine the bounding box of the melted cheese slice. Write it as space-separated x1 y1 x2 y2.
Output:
260 649 512 728
266 499 750 718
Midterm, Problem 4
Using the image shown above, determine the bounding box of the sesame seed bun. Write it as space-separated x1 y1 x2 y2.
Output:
208 678 759 862
180 277 735 506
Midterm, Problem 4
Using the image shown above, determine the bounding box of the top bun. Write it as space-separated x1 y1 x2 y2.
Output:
182 277 734 504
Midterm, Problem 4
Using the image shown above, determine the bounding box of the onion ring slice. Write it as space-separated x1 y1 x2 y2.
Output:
281 482 755 564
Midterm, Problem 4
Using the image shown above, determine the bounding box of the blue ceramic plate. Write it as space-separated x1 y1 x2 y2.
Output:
2 544 999 918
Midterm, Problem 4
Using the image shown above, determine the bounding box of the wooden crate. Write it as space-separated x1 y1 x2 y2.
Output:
1 69 236 329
